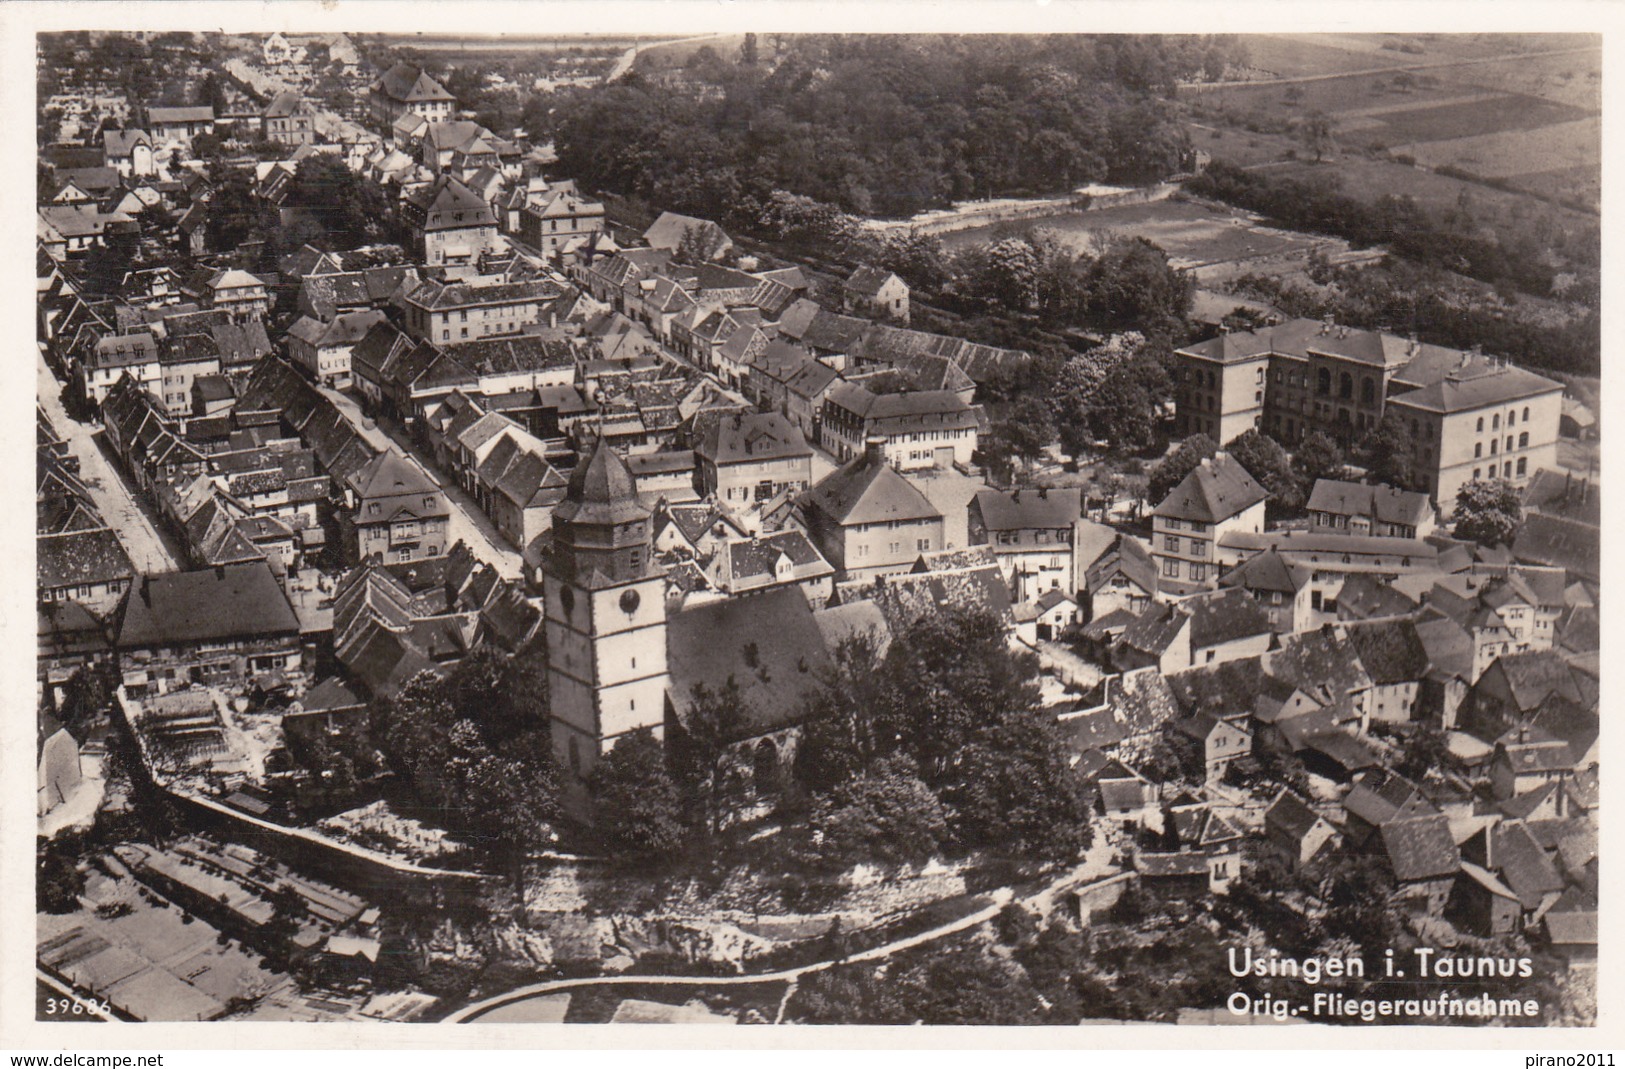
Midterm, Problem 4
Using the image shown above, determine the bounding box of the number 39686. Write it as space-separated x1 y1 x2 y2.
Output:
43 995 111 1016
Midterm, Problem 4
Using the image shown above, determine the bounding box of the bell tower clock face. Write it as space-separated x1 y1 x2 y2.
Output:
619 588 640 615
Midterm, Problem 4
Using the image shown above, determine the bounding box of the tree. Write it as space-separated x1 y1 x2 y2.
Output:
1081 236 1193 339
1360 412 1420 492
670 678 752 835
1453 478 1523 546
982 396 1056 482
1146 434 1217 504
1292 430 1346 486
892 944 1047 1025
794 754 948 872
871 608 1043 782
793 633 885 794
940 711 1092 861
288 155 394 250
1395 723 1450 783
1225 430 1304 515
37 835 87 914
204 166 261 254
1298 110 1335 163
1082 356 1169 457
586 727 686 858
674 222 722 265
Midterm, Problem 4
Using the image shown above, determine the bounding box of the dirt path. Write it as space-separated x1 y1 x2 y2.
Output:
445 886 1016 1022
448 838 1127 1023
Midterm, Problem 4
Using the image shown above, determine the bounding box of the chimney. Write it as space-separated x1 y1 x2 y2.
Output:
864 436 886 466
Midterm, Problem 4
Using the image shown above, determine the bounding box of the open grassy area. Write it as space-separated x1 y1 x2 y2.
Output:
942 198 1320 269
1362 93 1592 149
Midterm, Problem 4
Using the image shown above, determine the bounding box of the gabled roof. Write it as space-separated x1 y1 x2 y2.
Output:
1342 618 1430 685
117 563 299 648
1185 587 1273 649
1388 362 1562 415
373 62 455 104
37 527 134 590
346 450 439 504
696 411 811 467
1117 601 1188 659
1380 814 1460 882
1513 512 1599 582
1152 452 1268 523
643 211 730 255
666 585 834 738
1265 789 1329 840
1344 768 1434 828
801 449 941 528
1308 479 1432 527
845 265 902 297
1491 821 1564 910
1264 627 1371 701
972 487 1082 531
1219 547 1308 595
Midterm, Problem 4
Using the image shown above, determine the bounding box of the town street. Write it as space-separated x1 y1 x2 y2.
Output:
38 345 184 575
318 385 524 580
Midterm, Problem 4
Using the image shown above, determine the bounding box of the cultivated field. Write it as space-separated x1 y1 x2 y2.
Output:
1185 33 1600 213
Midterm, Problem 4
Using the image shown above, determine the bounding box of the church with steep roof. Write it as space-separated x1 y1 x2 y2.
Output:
542 436 831 816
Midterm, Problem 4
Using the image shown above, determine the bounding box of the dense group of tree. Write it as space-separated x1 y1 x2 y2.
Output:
548 35 1241 221
1188 160 1600 309
364 647 559 880
585 606 1092 873
1227 257 1600 379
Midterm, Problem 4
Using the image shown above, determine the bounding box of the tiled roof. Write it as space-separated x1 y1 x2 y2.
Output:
37 527 134 590
1388 362 1561 415
1219 547 1308 595
1491 821 1564 909
1513 512 1599 582
374 62 454 103
800 450 940 527
1343 618 1430 684
1152 452 1267 523
697 411 812 467
845 265 900 297
1265 789 1327 841
1185 587 1272 649
1308 479 1432 528
1380 814 1460 882
667 585 833 738
973 487 1081 531
117 562 299 648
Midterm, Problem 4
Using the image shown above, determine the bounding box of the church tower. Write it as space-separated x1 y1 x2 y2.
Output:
542 436 669 810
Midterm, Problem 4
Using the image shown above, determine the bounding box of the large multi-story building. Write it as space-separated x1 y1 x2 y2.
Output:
1173 318 1563 505
799 439 945 582
693 411 814 510
368 62 456 135
519 183 607 259
967 486 1111 604
399 175 501 269
343 450 450 564
1150 451 1268 596
819 381 981 471
400 276 554 346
